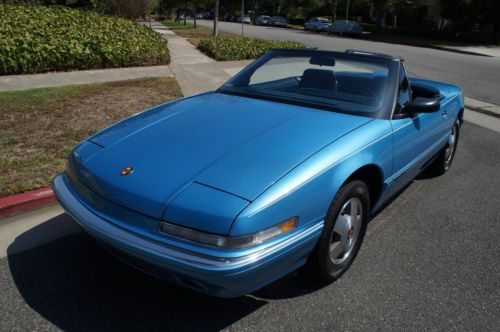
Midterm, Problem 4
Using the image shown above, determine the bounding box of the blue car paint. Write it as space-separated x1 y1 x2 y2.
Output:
74 92 373 226
52 51 464 297
164 182 250 235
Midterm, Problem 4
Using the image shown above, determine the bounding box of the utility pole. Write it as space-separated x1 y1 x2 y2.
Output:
213 0 219 37
241 0 244 36
345 0 351 20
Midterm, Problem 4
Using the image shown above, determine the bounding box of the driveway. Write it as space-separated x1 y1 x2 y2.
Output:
1 121 498 331
197 20 500 106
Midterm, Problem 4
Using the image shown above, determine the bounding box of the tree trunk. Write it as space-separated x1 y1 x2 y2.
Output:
330 0 337 22
213 0 219 37
393 15 397 28
183 1 187 25
193 7 197 28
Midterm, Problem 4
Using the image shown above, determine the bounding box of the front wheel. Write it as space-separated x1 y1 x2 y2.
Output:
305 180 370 282
427 118 460 175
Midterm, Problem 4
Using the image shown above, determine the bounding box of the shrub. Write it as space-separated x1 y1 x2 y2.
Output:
0 4 170 75
197 38 305 61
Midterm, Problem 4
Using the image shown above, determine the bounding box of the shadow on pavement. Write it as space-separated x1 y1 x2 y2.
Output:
6 215 329 330
7 216 267 331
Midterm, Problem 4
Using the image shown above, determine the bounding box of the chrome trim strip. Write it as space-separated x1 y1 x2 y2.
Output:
52 175 323 270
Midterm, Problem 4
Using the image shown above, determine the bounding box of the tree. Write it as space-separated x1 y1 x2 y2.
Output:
388 0 412 28
372 0 388 29
440 0 500 42
108 0 153 18
213 0 219 36
328 0 337 21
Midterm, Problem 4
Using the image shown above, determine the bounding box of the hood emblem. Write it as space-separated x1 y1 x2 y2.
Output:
120 166 133 176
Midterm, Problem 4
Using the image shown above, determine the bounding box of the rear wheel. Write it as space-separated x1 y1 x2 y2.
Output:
427 118 460 175
305 180 369 282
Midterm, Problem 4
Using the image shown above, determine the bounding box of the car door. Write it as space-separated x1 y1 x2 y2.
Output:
389 62 445 193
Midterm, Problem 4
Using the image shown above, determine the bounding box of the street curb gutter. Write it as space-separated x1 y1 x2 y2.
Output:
465 104 500 119
0 187 57 220
401 42 494 57
464 98 500 119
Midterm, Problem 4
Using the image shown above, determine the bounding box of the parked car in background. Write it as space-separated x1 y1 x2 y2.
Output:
304 17 332 32
238 15 251 24
256 15 271 26
222 13 237 22
53 48 464 298
270 16 288 27
327 20 363 36
195 13 203 19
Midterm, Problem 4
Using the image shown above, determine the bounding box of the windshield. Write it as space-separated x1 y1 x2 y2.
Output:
219 50 398 118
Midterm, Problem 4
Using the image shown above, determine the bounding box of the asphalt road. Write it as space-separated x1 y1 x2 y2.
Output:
196 20 500 106
0 121 499 331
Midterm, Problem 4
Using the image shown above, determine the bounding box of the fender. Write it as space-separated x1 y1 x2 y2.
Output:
230 119 393 236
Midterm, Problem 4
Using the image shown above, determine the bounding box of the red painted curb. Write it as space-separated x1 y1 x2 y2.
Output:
0 187 57 220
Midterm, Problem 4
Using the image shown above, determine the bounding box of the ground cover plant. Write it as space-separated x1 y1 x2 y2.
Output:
197 38 305 61
0 4 170 75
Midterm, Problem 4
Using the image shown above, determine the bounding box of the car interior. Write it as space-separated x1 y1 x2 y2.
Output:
240 54 390 108
249 68 387 107
247 58 443 111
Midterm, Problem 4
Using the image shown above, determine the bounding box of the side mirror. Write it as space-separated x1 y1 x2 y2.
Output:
404 96 441 114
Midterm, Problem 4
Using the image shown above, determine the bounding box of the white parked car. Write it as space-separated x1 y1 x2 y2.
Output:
327 20 363 36
238 15 251 24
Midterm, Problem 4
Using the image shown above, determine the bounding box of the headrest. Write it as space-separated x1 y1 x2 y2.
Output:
300 69 337 90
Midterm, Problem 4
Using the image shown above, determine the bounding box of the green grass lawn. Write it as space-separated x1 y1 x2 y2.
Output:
161 20 239 46
0 78 182 197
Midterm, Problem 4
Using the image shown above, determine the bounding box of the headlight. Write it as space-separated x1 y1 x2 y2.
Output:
159 217 298 249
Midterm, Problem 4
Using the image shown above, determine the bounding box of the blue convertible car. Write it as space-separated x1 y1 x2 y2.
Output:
52 49 464 297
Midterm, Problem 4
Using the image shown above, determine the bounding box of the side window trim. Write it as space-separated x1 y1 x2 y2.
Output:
396 61 412 113
400 62 412 100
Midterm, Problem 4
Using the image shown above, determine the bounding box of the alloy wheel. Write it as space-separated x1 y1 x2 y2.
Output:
330 197 363 264
444 124 457 169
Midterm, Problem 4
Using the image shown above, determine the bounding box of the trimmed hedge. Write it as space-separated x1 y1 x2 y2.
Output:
0 5 170 75
197 38 305 61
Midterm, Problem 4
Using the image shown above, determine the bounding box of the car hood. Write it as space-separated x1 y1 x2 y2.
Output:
73 92 372 224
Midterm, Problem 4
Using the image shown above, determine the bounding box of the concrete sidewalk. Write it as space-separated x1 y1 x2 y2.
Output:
0 65 174 92
145 20 251 96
